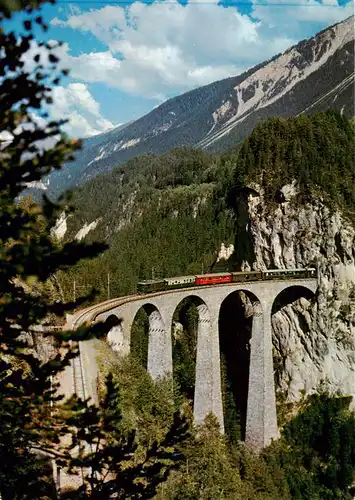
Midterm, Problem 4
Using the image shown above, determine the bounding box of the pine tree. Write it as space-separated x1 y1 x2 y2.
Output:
0 1 189 497
0 1 108 496
60 374 190 499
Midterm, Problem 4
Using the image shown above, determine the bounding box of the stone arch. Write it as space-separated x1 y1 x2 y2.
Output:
105 314 128 356
272 284 315 315
130 304 153 369
131 302 171 381
271 284 316 399
218 289 261 442
171 295 209 405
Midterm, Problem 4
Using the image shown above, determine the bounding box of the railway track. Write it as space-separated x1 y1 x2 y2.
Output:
71 294 139 330
71 340 86 401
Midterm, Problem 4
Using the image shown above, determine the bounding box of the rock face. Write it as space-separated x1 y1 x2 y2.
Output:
239 183 355 407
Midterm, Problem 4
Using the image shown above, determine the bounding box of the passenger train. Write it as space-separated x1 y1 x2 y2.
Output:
137 268 317 294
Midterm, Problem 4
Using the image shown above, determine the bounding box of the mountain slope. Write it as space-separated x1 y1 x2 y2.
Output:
56 111 354 299
47 16 354 196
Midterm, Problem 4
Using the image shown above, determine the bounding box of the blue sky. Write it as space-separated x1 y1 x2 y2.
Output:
6 0 353 138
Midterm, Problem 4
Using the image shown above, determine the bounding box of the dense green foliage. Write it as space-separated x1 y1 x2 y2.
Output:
97 343 179 446
0 1 190 497
232 111 355 212
55 148 235 301
96 341 355 499
265 393 355 499
62 372 190 499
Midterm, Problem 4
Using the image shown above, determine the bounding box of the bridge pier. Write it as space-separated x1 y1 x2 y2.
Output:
147 309 172 380
107 318 130 356
194 304 224 432
245 303 279 451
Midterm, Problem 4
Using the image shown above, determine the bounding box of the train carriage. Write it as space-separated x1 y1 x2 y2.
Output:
137 279 166 294
262 268 316 280
195 272 232 286
165 275 195 289
231 271 263 282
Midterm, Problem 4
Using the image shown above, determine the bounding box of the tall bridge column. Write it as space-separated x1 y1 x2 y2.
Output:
194 304 224 431
106 316 130 356
147 309 172 380
245 303 279 451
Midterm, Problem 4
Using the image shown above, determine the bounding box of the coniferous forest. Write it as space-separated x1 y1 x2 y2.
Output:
0 0 355 498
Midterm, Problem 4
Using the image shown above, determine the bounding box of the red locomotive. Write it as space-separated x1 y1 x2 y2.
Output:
195 272 233 286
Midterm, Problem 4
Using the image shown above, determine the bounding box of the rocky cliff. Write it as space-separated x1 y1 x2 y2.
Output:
238 182 355 408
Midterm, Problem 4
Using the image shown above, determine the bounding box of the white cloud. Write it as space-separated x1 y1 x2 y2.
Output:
67 3 82 17
251 0 353 33
19 43 117 138
50 1 352 100
52 5 126 45
50 83 116 138
50 1 293 99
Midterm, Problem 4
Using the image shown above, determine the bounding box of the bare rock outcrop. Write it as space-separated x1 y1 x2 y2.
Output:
238 182 355 407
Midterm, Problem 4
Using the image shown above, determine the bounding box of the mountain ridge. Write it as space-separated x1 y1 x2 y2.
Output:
45 16 354 196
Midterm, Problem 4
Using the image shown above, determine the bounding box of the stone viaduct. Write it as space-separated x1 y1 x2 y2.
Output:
65 278 317 452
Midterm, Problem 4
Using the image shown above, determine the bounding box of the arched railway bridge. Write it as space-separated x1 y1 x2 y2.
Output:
59 270 318 452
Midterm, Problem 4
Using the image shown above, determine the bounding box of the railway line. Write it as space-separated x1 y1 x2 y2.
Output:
70 294 139 330
69 268 317 330
71 341 86 401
